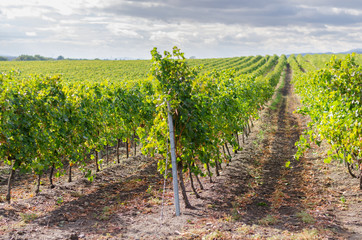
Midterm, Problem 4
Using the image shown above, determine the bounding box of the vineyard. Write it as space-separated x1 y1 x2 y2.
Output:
0 49 361 239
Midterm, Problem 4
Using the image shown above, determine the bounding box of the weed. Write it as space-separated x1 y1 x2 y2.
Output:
340 195 346 204
270 75 286 111
263 124 276 135
70 191 84 198
251 170 263 185
231 202 242 221
148 196 161 205
223 214 233 222
56 196 63 205
207 203 216 209
285 161 291 168
97 206 112 220
236 224 256 235
253 159 262 167
146 185 153 195
257 202 268 206
20 212 38 223
291 228 319 239
267 235 287 240
258 214 279 225
257 129 265 141
270 92 282 110
203 230 223 240
296 211 315 224
251 233 263 239
103 206 111 212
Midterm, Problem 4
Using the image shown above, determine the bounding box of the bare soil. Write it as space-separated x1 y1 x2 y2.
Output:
0 65 361 239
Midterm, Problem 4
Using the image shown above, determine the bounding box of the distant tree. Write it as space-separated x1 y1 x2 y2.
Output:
34 55 45 60
15 55 53 61
57 55 64 60
0 56 8 61
34 55 53 61
189 56 196 59
15 55 35 61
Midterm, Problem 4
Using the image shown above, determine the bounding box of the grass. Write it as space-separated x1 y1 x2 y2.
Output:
148 196 162 205
257 201 268 206
70 191 84 198
146 185 153 195
253 129 266 148
231 202 242 221
203 231 223 240
266 228 320 240
56 196 63 205
270 92 282 110
290 228 320 239
340 195 346 203
207 203 216 209
96 206 114 221
270 67 286 110
236 224 257 235
20 212 38 223
257 129 265 140
258 214 279 225
296 211 316 224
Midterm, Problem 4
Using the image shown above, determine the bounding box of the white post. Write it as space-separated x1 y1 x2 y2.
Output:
167 101 181 216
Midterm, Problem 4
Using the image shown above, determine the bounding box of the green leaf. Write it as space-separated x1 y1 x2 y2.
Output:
285 161 291 168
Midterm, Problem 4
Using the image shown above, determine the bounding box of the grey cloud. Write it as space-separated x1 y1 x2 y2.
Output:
101 0 290 25
0 30 26 41
1 1 362 59
293 0 362 9
101 0 362 27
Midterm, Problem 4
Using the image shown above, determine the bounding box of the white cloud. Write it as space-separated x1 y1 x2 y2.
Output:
1 5 49 19
299 4 362 16
0 0 105 16
25 31 37 36
331 7 362 16
41 15 57 22
109 27 144 39
0 0 362 58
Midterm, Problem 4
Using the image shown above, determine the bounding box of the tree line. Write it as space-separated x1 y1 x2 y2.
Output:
0 55 65 61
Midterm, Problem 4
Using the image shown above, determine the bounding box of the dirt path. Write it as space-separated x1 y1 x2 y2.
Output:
237 64 307 226
177 64 361 239
0 65 361 239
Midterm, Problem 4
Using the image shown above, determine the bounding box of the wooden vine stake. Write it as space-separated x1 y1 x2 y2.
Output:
167 101 181 216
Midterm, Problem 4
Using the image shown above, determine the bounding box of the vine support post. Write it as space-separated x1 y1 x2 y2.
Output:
49 163 55 188
36 173 42 195
98 150 102 169
126 139 129 158
167 101 181 216
106 143 109 165
95 151 100 172
116 139 120 164
133 130 137 156
6 161 15 204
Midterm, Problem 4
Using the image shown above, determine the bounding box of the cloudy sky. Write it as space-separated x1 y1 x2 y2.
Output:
1 0 362 59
